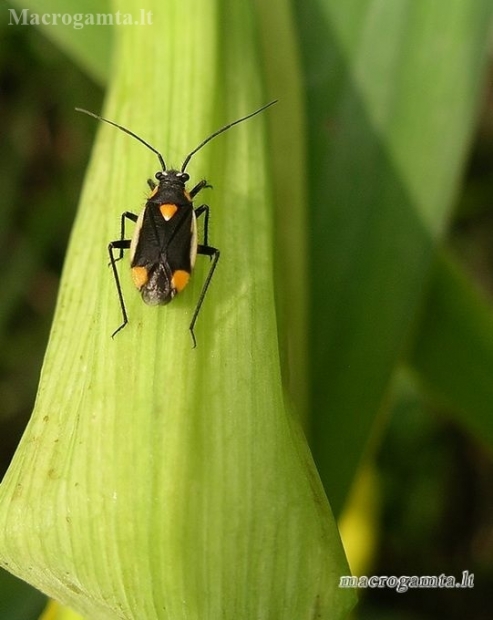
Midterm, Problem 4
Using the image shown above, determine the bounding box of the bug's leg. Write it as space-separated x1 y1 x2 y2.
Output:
147 178 156 191
190 179 212 199
194 204 211 247
114 211 138 262
108 239 131 338
189 245 220 348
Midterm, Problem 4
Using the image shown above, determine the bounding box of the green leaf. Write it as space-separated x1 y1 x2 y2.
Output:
410 252 493 448
0 0 354 618
295 0 493 515
254 0 310 421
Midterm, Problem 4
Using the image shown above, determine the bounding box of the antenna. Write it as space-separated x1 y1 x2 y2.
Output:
75 108 167 171
76 100 278 174
180 100 278 172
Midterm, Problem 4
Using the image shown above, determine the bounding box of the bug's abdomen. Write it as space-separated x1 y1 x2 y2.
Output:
129 262 170 305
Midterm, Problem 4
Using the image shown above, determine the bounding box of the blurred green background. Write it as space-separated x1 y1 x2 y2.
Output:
1 1 492 619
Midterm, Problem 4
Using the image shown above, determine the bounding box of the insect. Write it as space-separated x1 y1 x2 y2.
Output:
76 100 277 347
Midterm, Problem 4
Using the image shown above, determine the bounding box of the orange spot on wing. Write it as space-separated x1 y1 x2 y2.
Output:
131 266 148 289
160 203 178 220
171 270 190 293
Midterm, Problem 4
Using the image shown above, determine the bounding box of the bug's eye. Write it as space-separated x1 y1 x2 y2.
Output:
179 172 190 182
155 171 165 180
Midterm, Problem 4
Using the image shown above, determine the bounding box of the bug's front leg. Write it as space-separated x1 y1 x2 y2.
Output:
189 179 212 199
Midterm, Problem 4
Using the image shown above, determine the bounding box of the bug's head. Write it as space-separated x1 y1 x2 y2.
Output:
155 170 190 186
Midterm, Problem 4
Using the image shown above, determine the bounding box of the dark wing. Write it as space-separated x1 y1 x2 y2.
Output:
131 202 194 273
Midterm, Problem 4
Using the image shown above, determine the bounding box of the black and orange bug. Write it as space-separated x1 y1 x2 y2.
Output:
76 101 277 346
